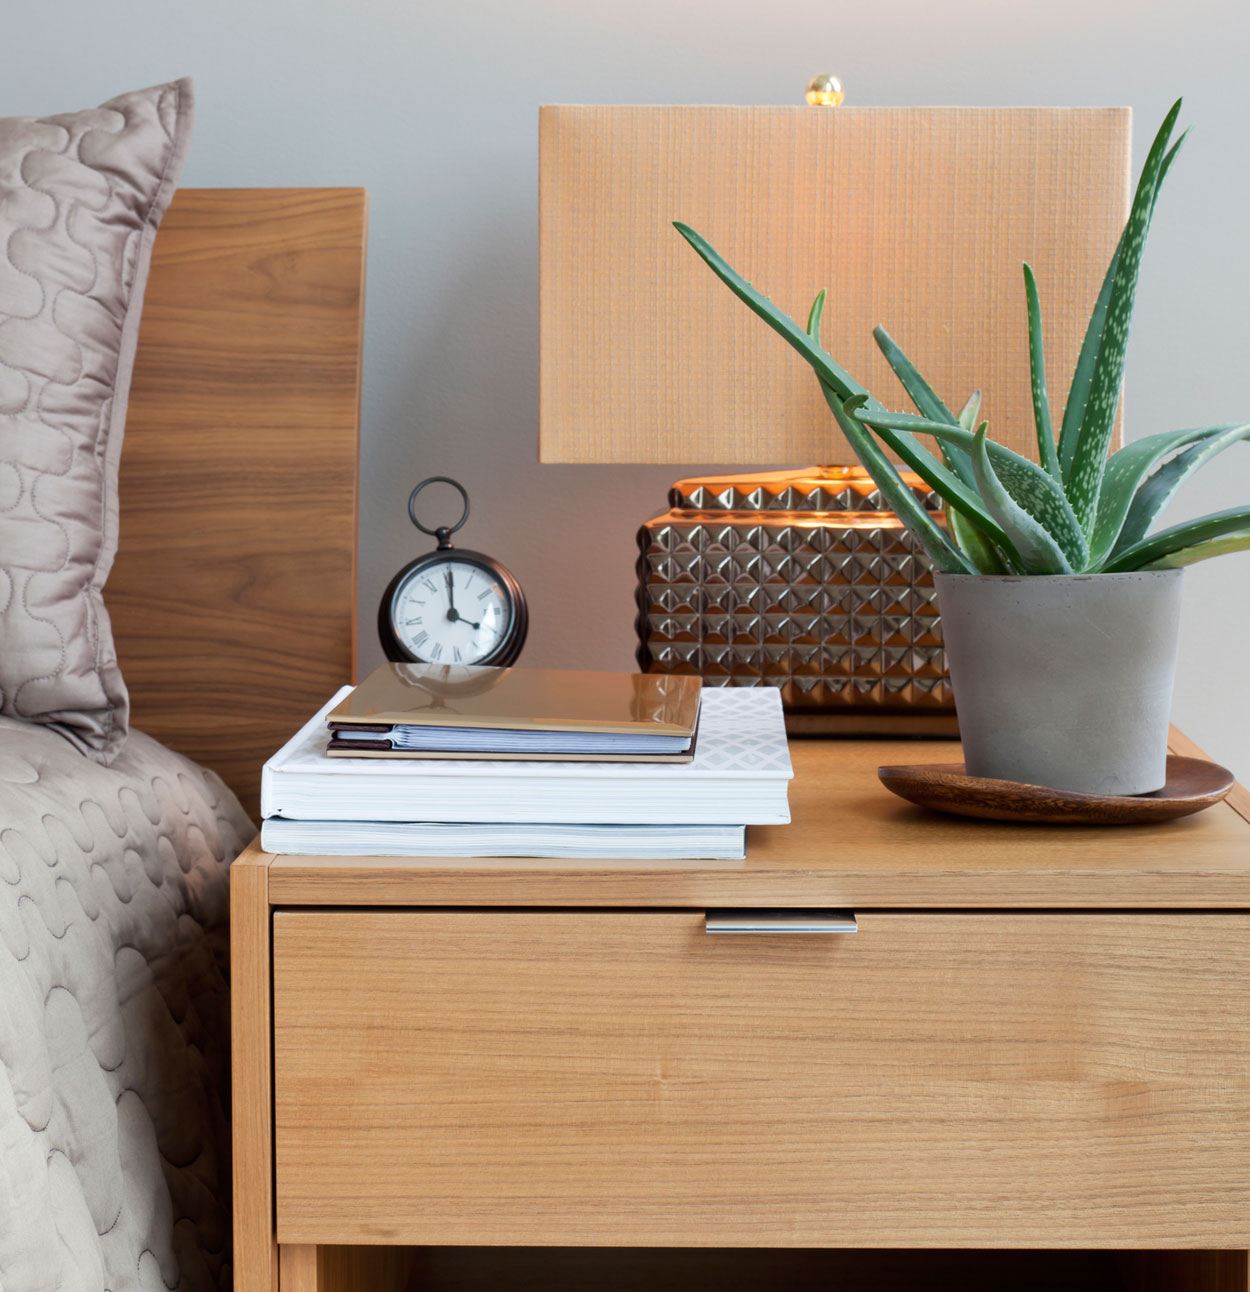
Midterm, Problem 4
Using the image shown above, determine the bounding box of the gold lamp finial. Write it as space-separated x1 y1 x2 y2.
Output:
805 73 845 107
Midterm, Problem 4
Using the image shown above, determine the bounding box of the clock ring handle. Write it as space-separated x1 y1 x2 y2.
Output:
408 476 470 548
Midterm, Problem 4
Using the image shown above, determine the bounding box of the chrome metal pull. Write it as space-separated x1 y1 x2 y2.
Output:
703 909 858 935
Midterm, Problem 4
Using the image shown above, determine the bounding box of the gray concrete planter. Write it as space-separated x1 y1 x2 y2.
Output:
933 570 1185 795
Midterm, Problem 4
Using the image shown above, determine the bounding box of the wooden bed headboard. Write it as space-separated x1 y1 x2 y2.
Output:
109 188 367 821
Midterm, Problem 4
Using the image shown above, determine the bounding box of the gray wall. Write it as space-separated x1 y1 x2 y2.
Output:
6 0 1248 775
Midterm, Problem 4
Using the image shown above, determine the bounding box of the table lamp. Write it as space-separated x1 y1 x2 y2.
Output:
538 87 1129 733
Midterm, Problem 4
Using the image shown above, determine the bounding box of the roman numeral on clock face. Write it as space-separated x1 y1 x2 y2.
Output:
430 643 443 661
413 630 429 648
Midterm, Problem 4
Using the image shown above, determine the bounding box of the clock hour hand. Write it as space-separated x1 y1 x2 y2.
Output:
443 571 482 629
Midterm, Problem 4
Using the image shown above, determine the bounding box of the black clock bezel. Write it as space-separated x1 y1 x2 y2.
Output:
378 547 528 668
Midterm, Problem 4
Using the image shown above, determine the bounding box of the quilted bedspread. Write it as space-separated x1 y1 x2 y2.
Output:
0 717 253 1292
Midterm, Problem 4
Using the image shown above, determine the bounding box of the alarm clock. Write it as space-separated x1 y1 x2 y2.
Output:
378 477 528 667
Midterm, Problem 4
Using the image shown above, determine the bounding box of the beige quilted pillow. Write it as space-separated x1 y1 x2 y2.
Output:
0 80 192 761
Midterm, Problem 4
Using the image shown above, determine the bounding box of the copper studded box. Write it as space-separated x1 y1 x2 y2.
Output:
635 468 957 734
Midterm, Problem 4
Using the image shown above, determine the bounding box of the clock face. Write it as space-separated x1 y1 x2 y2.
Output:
387 555 516 666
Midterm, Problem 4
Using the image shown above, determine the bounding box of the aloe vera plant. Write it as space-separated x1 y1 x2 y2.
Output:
674 100 1250 577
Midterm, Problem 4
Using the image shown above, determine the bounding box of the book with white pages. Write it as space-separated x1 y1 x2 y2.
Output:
261 686 792 825
259 818 747 860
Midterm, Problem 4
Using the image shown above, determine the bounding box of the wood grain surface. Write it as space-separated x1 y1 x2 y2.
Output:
272 910 1250 1248
539 106 1129 464
1169 726 1250 827
230 852 277 1292
110 188 366 820
259 732 1250 909
877 754 1236 824
280 1245 414 1292
277 1245 315 1292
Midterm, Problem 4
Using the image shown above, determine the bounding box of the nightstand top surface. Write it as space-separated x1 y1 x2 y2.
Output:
249 728 1250 909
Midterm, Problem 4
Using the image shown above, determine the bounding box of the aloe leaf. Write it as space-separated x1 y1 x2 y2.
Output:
970 430 1089 571
936 438 977 492
1022 264 1061 480
673 222 883 409
1088 422 1250 567
1103 504 1250 572
1140 531 1250 569
806 288 827 341
956 390 982 433
873 326 976 488
822 392 977 574
866 418 1020 564
1058 126 1189 481
847 411 1015 554
872 326 959 424
1058 243 1119 481
970 426 1073 574
805 295 998 570
948 396 990 561
1065 100 1185 534
1109 423 1250 558
852 408 988 438
849 410 1090 570
947 504 1011 574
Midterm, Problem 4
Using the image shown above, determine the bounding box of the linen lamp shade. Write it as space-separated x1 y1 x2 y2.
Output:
538 105 1130 466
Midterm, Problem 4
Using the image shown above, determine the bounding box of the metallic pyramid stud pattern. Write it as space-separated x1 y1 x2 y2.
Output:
636 492 955 713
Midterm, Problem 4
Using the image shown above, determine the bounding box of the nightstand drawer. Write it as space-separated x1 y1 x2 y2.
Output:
272 910 1250 1248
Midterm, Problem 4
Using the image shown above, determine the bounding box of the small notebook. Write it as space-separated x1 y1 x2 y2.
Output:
329 724 693 756
326 662 702 761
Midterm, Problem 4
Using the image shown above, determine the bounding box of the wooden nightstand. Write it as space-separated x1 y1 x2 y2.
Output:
232 731 1250 1292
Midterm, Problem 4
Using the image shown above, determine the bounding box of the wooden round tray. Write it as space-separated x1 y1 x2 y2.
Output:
877 755 1235 825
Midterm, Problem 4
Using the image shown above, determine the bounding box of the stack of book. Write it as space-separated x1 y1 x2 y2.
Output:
260 663 792 859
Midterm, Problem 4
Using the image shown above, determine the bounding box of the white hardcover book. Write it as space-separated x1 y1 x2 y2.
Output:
261 686 792 825
260 818 747 860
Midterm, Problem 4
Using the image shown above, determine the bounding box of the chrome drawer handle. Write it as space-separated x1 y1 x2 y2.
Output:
704 909 858 935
